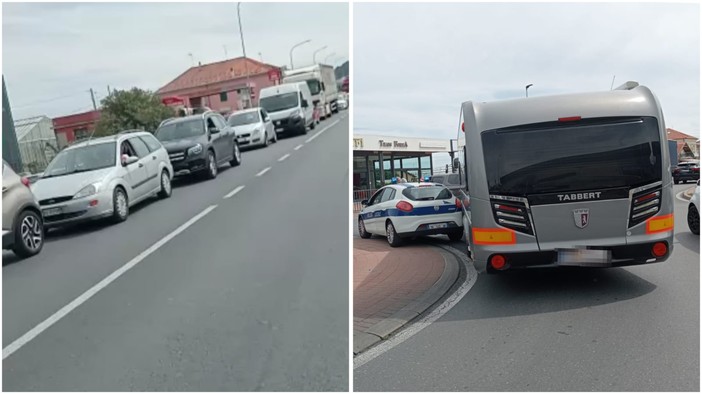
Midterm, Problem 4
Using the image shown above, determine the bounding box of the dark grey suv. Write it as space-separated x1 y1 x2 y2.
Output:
155 111 241 180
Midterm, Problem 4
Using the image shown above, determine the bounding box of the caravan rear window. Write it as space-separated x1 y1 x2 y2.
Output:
482 117 662 196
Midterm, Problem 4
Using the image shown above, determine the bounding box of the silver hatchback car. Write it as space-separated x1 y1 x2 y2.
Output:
31 131 174 228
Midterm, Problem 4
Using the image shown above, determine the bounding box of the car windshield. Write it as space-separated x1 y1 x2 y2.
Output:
306 79 321 95
155 119 205 141
260 92 299 112
402 186 452 201
228 112 260 127
482 117 663 196
42 142 116 178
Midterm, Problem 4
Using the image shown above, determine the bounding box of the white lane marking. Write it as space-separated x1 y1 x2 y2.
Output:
278 153 291 162
294 144 304 151
305 119 341 143
223 185 245 199
353 245 478 370
676 189 693 203
256 167 271 177
2 204 219 360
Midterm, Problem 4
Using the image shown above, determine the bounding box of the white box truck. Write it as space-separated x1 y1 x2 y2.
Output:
282 64 339 120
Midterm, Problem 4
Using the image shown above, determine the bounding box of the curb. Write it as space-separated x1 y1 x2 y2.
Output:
353 246 460 355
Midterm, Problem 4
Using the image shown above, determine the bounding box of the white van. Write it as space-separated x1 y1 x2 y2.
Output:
259 82 315 136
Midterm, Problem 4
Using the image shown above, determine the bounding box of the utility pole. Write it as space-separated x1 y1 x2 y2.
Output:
89 88 97 110
107 85 112 96
237 2 252 108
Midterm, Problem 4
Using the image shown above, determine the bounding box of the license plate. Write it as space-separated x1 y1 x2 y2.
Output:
275 128 284 132
42 207 62 217
428 223 448 230
557 248 611 266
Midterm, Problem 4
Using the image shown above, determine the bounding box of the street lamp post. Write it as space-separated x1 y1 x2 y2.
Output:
237 2 252 108
290 39 311 69
324 52 336 64
525 83 533 98
312 46 328 64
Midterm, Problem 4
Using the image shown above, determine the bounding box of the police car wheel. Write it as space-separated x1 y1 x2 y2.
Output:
386 221 403 247
448 229 463 242
358 217 371 239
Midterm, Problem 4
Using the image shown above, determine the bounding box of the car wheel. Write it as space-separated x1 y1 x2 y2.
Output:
158 170 172 199
12 209 44 258
229 143 241 167
688 205 699 235
674 179 680 184
112 187 129 223
448 229 463 242
386 220 403 247
205 150 218 179
358 217 372 239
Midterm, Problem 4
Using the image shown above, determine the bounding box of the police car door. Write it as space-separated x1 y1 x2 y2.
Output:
364 188 388 234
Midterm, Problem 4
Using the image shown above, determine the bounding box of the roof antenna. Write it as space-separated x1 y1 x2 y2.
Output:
610 75 616 90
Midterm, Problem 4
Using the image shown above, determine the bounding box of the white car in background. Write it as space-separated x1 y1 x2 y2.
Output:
358 182 464 246
688 180 700 235
337 95 348 110
227 107 276 148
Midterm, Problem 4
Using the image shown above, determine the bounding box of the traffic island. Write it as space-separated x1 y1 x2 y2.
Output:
683 186 696 200
353 237 460 355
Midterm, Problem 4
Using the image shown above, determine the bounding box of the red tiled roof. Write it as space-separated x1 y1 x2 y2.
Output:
667 128 697 141
158 57 279 94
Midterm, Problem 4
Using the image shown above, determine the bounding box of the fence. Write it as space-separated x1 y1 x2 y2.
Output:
353 188 377 212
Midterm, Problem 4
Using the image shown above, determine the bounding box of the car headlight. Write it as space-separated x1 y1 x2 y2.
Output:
74 183 99 199
188 144 203 155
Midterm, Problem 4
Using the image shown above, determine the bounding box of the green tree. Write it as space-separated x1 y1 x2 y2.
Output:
94 88 173 136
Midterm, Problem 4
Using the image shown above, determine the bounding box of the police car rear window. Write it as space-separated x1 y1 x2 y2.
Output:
402 186 452 201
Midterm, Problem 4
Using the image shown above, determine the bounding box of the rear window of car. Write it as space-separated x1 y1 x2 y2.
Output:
402 186 452 201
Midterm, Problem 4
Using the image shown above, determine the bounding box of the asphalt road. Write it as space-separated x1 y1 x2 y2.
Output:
3 114 349 391
355 183 699 391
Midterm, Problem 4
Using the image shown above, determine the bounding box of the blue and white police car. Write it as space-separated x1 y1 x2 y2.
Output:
358 179 464 246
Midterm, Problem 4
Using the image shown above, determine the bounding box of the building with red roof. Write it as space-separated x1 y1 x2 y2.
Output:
157 57 282 115
667 128 699 159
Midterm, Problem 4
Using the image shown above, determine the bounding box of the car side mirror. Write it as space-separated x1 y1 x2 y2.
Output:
453 157 461 170
208 127 220 134
302 100 309 108
122 154 138 166
361 199 369 206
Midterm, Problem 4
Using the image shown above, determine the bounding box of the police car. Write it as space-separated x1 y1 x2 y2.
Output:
358 179 464 246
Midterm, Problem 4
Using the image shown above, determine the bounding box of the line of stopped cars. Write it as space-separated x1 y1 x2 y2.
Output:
2 91 350 260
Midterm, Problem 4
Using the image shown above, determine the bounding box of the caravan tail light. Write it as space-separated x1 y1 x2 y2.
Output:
489 254 507 270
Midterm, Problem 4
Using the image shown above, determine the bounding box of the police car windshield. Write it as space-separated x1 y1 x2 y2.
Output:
402 186 452 201
482 117 662 196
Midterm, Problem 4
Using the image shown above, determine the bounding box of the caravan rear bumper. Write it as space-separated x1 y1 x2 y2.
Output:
480 241 671 273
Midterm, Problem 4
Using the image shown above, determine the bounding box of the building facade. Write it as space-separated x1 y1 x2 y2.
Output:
52 110 101 149
667 128 699 160
157 57 282 115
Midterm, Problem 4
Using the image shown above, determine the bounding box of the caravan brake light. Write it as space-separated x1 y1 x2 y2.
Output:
558 116 582 122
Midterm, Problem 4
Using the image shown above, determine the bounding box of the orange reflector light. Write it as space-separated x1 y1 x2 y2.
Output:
472 228 516 245
490 254 506 270
646 214 674 234
652 242 667 257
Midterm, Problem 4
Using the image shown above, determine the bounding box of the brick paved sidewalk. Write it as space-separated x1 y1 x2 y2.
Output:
353 237 451 354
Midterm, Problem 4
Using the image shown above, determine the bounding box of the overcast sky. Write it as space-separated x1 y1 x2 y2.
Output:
2 2 348 120
354 2 700 143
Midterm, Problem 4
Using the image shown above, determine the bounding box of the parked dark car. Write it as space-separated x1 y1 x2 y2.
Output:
672 161 700 184
155 111 241 180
